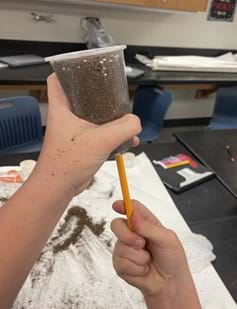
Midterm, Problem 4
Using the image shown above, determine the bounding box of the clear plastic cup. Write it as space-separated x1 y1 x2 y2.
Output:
19 160 36 181
46 45 132 157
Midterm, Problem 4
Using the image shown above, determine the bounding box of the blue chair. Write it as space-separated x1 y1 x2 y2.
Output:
209 87 237 130
133 86 174 142
0 96 43 153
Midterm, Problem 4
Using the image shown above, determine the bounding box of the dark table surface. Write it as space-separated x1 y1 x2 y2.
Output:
0 63 53 86
132 64 237 86
1 142 237 302
175 129 237 199
133 143 237 224
134 142 237 302
1 62 237 86
0 152 39 165
192 216 237 300
1 39 237 86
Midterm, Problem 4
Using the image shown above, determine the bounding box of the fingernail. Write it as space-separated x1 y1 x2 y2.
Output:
133 239 144 249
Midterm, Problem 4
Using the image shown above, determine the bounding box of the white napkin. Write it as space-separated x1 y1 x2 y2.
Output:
177 231 216 273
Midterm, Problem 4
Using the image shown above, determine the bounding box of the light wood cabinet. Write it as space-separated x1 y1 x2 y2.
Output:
96 0 208 12
96 0 157 8
156 0 208 12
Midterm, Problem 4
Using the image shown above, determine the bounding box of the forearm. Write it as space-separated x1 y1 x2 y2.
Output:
144 271 201 309
0 169 73 308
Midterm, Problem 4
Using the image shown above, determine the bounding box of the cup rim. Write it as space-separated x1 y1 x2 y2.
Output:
45 45 127 63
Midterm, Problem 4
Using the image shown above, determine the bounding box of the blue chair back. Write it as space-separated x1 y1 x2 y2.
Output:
209 87 237 130
0 96 42 153
214 87 237 116
133 87 174 142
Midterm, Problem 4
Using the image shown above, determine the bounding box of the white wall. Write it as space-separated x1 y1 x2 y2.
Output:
0 0 235 121
0 0 237 49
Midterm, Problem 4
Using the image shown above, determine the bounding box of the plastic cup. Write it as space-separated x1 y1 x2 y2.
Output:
46 45 132 157
19 160 36 181
123 152 138 168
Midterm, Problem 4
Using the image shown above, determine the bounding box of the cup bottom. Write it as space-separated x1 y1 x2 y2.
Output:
109 139 133 159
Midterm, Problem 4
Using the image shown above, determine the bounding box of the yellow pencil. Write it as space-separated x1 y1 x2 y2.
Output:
116 154 133 230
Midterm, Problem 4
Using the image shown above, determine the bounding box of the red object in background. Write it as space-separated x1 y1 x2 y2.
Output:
215 3 234 11
177 154 199 169
208 0 236 21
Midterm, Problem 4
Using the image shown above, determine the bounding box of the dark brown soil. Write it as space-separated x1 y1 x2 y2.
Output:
32 206 107 286
52 50 132 156
53 51 131 125
52 206 105 254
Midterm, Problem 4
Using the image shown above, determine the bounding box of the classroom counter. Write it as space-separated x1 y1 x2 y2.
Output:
1 62 237 86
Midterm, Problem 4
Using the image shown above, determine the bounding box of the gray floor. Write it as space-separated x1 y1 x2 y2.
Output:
155 125 207 144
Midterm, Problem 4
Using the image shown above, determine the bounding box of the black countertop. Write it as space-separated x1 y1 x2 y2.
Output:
192 216 237 301
175 129 237 198
133 143 237 225
0 63 52 86
2 62 237 86
1 39 237 86
129 64 237 85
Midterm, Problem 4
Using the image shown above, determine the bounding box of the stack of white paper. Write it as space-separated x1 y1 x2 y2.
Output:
0 63 8 69
136 53 237 73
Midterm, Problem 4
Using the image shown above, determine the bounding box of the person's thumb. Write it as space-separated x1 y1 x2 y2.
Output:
47 73 71 110
132 203 175 249
97 114 141 154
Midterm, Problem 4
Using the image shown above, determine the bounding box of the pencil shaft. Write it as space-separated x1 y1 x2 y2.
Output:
116 154 133 230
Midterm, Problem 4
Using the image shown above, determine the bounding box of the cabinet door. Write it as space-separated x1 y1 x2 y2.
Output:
156 0 208 12
96 0 157 8
96 0 208 11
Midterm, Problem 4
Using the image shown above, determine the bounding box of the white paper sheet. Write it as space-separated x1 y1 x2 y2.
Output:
135 53 237 73
0 62 8 69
